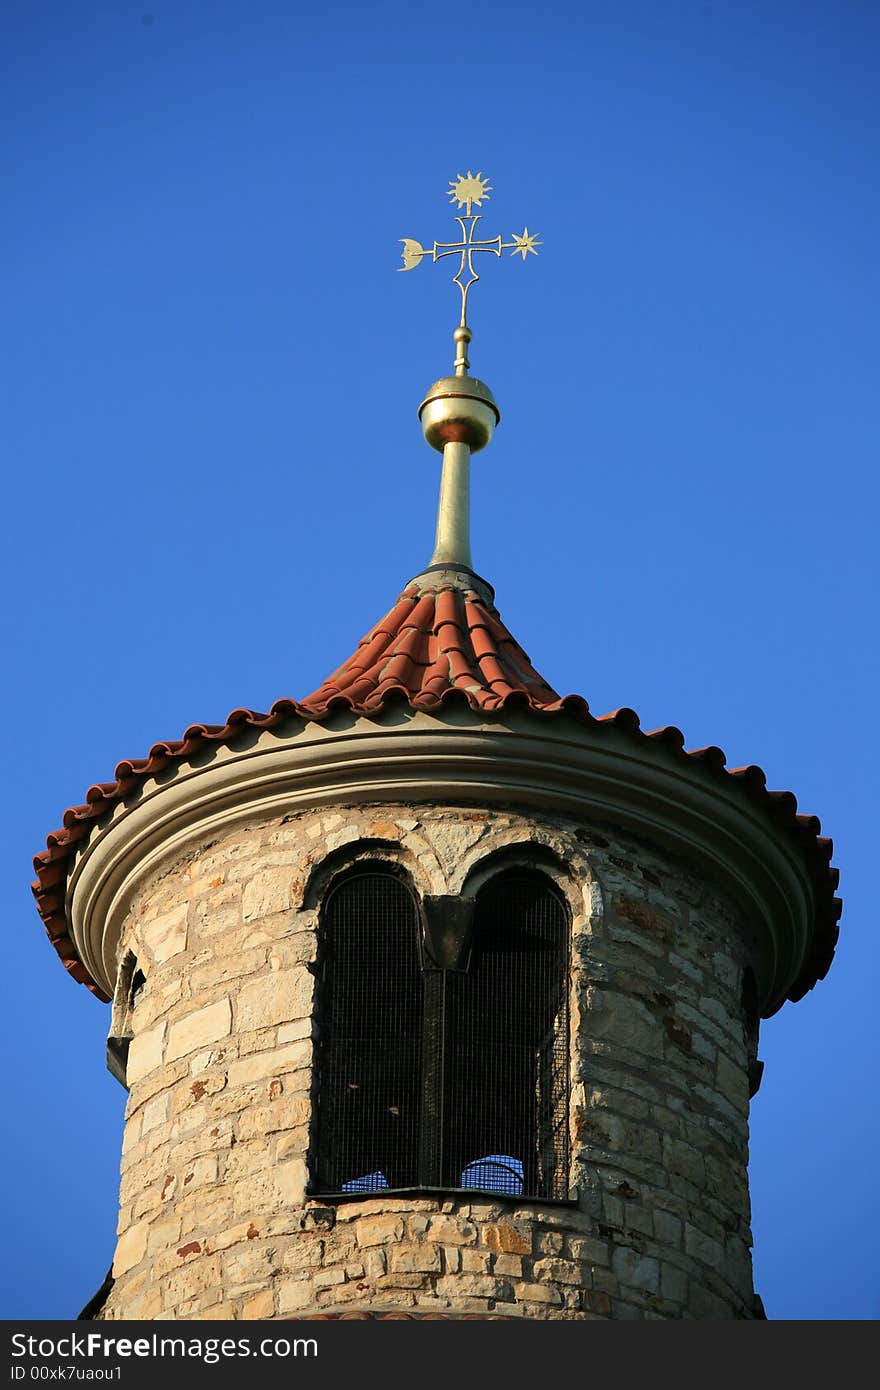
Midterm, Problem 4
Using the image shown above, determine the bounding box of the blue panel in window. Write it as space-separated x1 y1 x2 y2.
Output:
341 1171 389 1193
460 1154 524 1194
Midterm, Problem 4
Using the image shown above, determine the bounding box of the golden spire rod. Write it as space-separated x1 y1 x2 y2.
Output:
401 173 538 574
399 171 540 376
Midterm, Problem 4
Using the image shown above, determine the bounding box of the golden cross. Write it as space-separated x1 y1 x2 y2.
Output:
399 172 540 372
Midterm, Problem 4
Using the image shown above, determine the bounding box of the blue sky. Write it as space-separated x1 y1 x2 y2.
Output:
2 0 877 1320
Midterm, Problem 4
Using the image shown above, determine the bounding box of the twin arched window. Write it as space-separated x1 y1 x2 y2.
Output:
312 866 570 1201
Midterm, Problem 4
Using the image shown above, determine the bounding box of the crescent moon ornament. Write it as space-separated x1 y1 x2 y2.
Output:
399 238 425 271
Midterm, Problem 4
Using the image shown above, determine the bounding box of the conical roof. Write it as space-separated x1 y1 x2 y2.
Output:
299 567 577 717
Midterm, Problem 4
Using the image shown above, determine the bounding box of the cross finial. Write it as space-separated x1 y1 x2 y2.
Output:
399 172 540 376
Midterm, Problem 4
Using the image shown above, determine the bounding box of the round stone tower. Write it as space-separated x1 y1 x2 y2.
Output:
32 178 840 1322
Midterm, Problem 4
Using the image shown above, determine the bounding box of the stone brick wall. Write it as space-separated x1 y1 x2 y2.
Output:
99 803 757 1320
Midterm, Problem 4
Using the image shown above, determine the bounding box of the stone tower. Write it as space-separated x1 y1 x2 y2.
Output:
32 179 840 1322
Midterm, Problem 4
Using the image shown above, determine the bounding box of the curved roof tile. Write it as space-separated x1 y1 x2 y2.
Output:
31 569 840 1006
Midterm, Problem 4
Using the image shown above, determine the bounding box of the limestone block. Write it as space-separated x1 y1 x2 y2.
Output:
243 1290 275 1319
146 1215 182 1255
624 1203 654 1237
224 1245 278 1293
684 1222 725 1270
127 1023 165 1085
663 1136 706 1188
113 1221 148 1276
236 969 312 1032
426 1216 477 1245
535 1229 565 1255
281 1239 324 1275
127 1287 163 1320
162 1255 223 1309
716 1051 749 1114
191 888 241 939
567 1235 610 1266
484 1222 532 1255
237 1096 311 1141
275 1125 310 1162
437 1274 509 1300
389 1244 442 1274
166 1000 232 1062
120 1113 142 1155
460 1248 492 1273
325 826 360 853
178 1194 233 1238
175 1071 227 1114
277 1018 312 1044
275 1157 308 1206
362 1248 387 1279
587 988 660 1054
356 1215 406 1247
227 1041 310 1088
140 1092 169 1135
586 1290 612 1316
532 1257 585 1285
143 903 188 964
660 1263 688 1303
199 1303 237 1320
513 1281 562 1305
611 1247 660 1294
689 1283 732 1318
652 1210 683 1249
242 867 294 921
591 1268 620 1295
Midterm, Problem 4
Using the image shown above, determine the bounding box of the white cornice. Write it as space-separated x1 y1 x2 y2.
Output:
67 708 815 1013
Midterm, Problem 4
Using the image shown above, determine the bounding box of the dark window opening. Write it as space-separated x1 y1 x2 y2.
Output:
129 969 146 1009
312 867 570 1203
442 874 570 1200
313 870 423 1193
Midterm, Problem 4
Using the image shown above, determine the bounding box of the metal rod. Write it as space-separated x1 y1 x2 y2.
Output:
430 441 472 568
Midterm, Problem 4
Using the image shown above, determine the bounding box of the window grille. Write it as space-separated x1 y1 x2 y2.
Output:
443 874 570 1200
312 866 570 1202
313 871 423 1192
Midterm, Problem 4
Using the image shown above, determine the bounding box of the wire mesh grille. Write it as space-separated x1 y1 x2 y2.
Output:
443 876 570 1199
314 873 423 1192
313 868 569 1201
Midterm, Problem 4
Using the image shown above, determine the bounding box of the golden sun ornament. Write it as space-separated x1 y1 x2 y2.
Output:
447 171 493 216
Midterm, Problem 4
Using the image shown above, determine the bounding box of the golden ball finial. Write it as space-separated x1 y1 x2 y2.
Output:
418 373 500 454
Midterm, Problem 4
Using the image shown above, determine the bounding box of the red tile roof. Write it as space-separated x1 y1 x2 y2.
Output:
31 566 840 1006
299 569 566 716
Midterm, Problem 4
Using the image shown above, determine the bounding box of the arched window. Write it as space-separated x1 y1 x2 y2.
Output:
313 868 423 1193
311 864 570 1202
442 872 570 1200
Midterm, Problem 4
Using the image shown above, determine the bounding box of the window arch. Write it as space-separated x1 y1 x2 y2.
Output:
313 867 423 1193
311 863 570 1202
